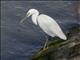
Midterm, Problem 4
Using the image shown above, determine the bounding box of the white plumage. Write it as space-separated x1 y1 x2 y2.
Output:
20 9 67 49
38 14 67 40
20 9 67 40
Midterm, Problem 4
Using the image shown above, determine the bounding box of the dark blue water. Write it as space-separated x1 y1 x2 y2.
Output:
1 1 80 60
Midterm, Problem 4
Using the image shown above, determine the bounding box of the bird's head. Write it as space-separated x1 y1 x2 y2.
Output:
20 9 38 23
27 9 38 17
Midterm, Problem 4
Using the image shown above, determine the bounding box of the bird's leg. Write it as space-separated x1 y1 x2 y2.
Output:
43 36 48 50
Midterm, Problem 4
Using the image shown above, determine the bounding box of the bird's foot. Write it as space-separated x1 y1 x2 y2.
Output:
43 46 48 50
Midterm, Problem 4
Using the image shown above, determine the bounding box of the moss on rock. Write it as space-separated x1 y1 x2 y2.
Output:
31 25 80 60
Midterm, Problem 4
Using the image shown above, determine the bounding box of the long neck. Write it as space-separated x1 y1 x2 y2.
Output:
31 12 39 25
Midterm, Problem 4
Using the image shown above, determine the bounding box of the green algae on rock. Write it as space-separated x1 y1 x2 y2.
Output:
31 25 80 60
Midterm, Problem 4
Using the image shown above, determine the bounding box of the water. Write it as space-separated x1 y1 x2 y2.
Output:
1 1 79 60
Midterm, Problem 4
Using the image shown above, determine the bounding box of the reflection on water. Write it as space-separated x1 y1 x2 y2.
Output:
1 1 79 60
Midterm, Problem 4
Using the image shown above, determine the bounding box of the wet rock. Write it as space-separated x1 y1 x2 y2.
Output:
31 25 80 60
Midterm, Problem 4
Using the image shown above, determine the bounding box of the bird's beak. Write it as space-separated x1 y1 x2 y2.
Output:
19 12 30 24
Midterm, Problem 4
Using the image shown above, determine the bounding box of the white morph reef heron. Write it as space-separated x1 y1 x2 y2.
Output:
20 9 67 50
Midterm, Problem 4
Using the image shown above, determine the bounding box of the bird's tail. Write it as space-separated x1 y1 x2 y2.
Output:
58 33 67 40
53 27 67 40
54 29 67 40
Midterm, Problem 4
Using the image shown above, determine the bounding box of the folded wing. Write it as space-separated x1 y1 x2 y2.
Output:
38 14 67 40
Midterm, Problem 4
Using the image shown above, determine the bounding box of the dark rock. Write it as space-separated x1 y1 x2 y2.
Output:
31 26 80 60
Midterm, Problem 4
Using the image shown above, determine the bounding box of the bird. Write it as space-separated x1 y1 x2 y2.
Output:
20 9 67 50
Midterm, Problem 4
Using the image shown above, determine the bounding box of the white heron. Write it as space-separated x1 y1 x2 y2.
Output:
20 9 67 50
